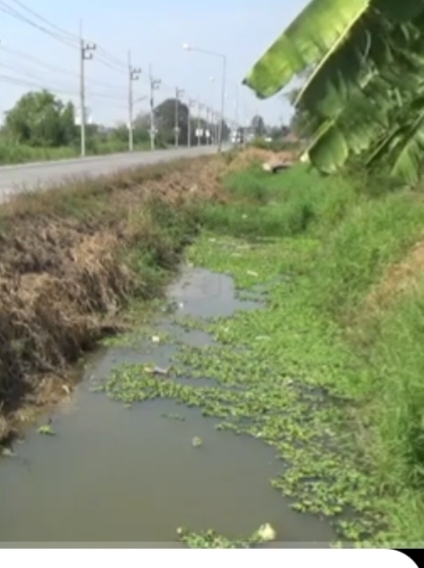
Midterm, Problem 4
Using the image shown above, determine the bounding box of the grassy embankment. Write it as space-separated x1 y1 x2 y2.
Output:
1 144 424 546
0 150 230 441
0 139 159 165
100 155 424 546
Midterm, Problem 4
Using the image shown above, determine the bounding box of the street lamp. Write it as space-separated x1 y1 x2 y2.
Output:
183 42 226 152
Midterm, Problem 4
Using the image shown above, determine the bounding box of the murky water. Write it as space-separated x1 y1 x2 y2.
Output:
0 267 335 546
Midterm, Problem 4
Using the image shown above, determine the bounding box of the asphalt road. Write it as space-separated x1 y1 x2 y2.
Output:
0 145 221 202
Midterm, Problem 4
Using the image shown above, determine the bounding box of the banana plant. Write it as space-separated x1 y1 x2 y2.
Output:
243 0 424 99
365 93 424 184
302 56 423 172
243 0 424 182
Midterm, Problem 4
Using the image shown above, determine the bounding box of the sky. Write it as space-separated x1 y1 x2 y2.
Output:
0 0 309 128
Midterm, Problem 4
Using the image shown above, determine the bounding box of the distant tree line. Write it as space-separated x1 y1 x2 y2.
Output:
0 89 231 151
249 113 291 140
1 88 298 153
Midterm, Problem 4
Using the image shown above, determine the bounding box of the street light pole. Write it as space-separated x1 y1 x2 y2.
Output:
128 50 141 152
183 43 227 152
175 87 184 148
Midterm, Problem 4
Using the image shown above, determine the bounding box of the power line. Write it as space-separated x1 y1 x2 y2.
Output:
0 1 78 48
0 3 224 143
0 44 129 92
8 0 80 43
0 60 67 85
96 46 127 69
0 69 128 111
0 2 204 111
12 0 129 74
0 73 77 95
0 60 128 102
0 45 79 78
0 2 128 76
94 54 127 75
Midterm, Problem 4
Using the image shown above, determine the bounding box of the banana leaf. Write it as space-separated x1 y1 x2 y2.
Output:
243 0 424 100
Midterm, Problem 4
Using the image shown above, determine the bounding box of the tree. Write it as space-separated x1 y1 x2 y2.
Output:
155 98 189 145
4 90 78 147
242 0 424 184
268 124 290 140
134 111 151 130
108 121 150 146
251 115 266 137
110 122 128 144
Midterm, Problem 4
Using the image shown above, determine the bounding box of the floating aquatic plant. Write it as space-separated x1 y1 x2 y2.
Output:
38 424 55 436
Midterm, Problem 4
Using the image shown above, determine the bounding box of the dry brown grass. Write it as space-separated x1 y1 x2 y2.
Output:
359 239 424 321
224 147 298 173
0 149 258 442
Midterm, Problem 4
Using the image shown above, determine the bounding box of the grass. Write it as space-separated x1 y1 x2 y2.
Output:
249 137 301 153
3 146 424 545
198 164 424 544
0 138 159 165
96 161 424 545
0 152 225 441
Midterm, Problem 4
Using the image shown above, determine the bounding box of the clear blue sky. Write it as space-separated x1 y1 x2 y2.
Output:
0 0 308 127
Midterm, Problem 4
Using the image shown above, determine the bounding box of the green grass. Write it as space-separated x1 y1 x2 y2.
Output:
249 137 301 153
0 138 156 165
195 164 424 544
95 161 424 545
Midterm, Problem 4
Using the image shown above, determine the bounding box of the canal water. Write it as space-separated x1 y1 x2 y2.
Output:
0 267 335 546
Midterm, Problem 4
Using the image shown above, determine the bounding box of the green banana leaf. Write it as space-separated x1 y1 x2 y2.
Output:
243 0 370 98
243 0 424 100
302 51 423 173
297 13 424 117
306 82 391 172
366 97 424 184
242 0 424 185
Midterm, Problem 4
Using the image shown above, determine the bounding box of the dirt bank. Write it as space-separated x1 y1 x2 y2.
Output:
0 150 269 443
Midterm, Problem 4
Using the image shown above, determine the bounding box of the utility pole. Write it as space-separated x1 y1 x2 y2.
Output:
218 56 227 152
149 65 161 150
79 20 96 157
197 100 204 146
128 50 141 152
214 111 219 144
208 108 214 146
235 86 239 130
187 98 196 147
205 107 210 145
174 87 184 148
